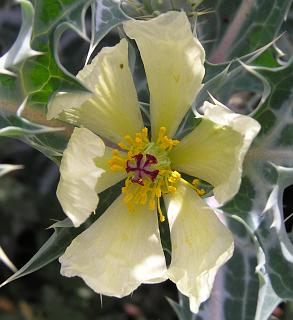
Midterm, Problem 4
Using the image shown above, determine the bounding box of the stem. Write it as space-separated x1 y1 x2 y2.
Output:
210 0 254 63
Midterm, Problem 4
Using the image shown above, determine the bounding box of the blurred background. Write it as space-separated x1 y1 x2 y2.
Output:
0 0 292 319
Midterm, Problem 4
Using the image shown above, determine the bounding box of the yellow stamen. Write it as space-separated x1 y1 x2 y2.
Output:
196 188 206 196
157 126 179 151
168 186 177 193
181 178 206 196
107 127 184 221
157 197 165 222
192 178 200 186
192 178 206 196
108 149 126 171
117 127 150 156
168 171 181 183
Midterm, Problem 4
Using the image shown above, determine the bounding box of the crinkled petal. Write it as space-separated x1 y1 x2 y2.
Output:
165 183 234 313
170 101 261 204
57 128 123 227
60 195 167 297
124 11 205 140
47 39 144 143
47 92 92 120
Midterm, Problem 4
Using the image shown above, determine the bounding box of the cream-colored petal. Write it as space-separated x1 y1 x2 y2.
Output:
48 39 144 143
47 91 92 121
165 183 234 313
170 101 261 204
124 11 205 140
60 195 167 297
57 128 123 227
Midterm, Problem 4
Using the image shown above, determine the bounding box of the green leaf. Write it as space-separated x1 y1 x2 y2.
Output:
0 164 23 273
170 58 293 318
198 0 292 62
252 167 293 299
175 40 279 139
0 113 64 138
0 224 81 288
223 59 293 299
193 221 259 320
0 181 122 287
167 293 196 320
0 104 67 163
168 220 281 320
23 0 89 109
86 0 130 63
255 270 281 320
0 0 38 75
0 0 129 160
197 37 284 108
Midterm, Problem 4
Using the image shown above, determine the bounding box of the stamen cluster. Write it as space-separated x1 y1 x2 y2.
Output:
108 127 180 221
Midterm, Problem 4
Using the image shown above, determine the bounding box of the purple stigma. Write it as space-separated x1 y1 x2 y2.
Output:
126 153 159 185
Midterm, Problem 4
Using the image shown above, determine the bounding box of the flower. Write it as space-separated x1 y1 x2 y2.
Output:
47 11 260 313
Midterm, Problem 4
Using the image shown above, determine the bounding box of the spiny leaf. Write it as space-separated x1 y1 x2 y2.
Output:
0 113 64 138
0 0 39 75
175 39 280 139
255 264 282 320
167 293 196 320
198 0 292 62
86 0 130 63
0 225 81 288
0 0 129 159
0 164 23 273
170 41 293 320
223 59 293 299
0 180 123 287
253 167 293 299
193 221 259 320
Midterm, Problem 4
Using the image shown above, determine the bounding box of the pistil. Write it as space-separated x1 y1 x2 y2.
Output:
126 153 159 185
108 127 184 221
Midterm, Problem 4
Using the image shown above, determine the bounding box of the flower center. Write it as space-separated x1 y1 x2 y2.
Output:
108 127 180 221
126 153 159 185
108 127 206 222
